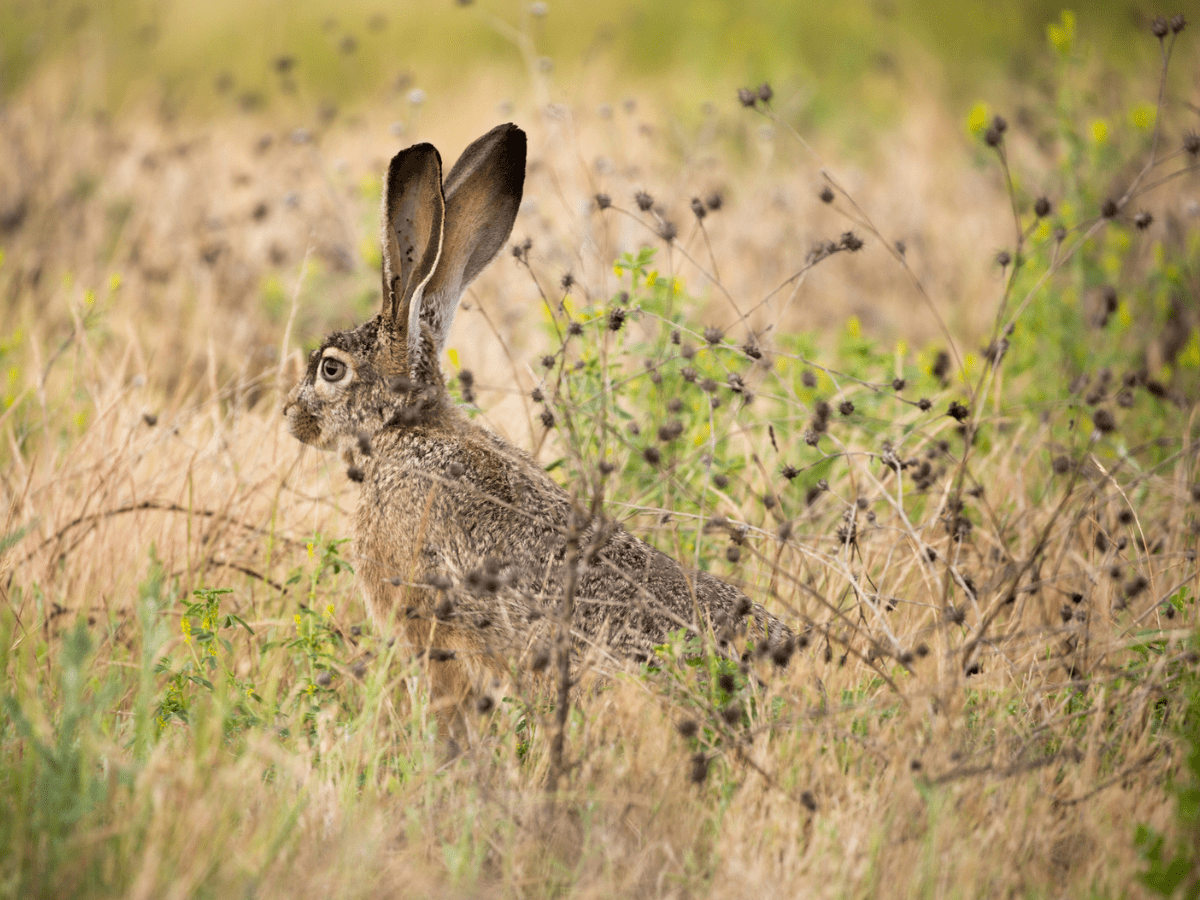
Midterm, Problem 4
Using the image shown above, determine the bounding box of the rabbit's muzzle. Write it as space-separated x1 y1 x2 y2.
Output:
282 391 335 450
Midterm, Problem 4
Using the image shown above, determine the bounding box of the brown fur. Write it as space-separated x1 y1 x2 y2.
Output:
283 124 793 730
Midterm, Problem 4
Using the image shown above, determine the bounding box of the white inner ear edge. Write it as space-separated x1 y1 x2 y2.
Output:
405 282 425 367
404 232 444 377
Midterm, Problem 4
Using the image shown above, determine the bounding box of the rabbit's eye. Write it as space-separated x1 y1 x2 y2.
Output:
320 357 348 382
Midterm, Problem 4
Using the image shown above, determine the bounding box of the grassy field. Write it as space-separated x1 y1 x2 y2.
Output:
2 3 1200 898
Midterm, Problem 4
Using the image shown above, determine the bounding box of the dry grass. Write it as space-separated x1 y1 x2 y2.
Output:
2 10 1200 900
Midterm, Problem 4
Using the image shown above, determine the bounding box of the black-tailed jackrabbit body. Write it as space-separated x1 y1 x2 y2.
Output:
284 124 792 713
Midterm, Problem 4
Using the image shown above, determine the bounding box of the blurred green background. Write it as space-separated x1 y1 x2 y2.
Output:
0 0 1168 122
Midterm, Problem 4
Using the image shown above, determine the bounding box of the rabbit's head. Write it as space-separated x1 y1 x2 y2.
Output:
284 124 526 457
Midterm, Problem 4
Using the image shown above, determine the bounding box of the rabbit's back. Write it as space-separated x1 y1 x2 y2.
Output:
356 412 792 668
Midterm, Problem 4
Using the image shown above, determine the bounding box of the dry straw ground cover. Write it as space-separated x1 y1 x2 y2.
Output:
1 4 1199 898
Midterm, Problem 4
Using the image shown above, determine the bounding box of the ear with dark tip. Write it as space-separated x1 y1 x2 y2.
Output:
418 123 526 355
380 144 445 349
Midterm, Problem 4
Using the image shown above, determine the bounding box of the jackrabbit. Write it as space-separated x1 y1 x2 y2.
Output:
284 124 793 718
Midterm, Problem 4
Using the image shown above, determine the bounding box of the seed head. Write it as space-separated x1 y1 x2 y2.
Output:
642 446 661 466
1034 197 1051 218
1092 407 1116 434
387 374 418 394
347 466 365 483
703 325 723 345
658 220 678 242
718 672 737 694
838 400 854 416
819 185 835 204
608 307 626 331
781 464 799 480
541 354 556 369
802 369 817 388
1184 131 1200 157
948 401 969 422
932 350 951 382
840 231 864 252
567 320 583 336
705 191 723 211
1152 16 1169 37
801 791 818 812
681 366 697 383
513 236 532 259
713 473 729 489
1125 575 1149 599
1052 455 1071 475
458 370 476 404
595 192 611 210
1134 210 1153 230
540 408 555 428
1171 13 1186 33
725 545 741 563
995 249 1011 267
560 272 575 291
634 190 654 211
690 197 707 220
737 87 757 108
992 114 1008 134
677 719 699 738
984 125 1002 147
757 82 773 103
700 378 718 394
657 420 683 442
892 378 906 391
1101 198 1119 219
530 387 544 402
689 753 710 784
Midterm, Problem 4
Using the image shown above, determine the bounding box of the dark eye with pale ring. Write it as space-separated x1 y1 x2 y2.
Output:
320 357 348 382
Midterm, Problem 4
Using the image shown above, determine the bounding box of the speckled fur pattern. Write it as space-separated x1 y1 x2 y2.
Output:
283 124 793 725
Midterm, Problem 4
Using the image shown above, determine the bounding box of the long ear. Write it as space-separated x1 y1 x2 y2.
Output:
380 144 444 361
418 123 526 355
